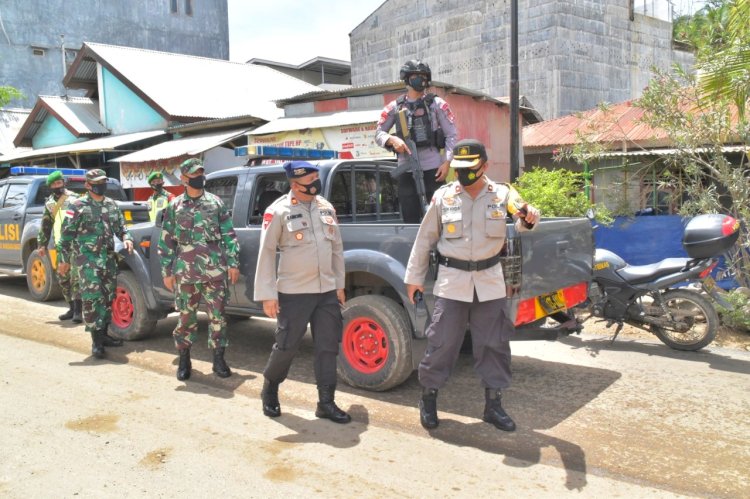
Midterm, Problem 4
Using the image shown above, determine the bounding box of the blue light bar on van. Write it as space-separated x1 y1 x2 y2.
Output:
234 145 338 160
10 166 88 176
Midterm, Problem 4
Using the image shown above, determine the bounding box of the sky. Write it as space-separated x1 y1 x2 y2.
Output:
227 0 708 65
227 0 385 63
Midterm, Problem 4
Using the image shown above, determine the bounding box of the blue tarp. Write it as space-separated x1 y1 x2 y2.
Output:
593 215 738 289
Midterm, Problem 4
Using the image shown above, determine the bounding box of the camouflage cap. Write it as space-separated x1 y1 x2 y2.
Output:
45 170 64 186
147 170 163 184
85 169 107 182
180 158 204 175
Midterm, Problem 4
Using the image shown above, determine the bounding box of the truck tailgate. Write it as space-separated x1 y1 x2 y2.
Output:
512 217 593 301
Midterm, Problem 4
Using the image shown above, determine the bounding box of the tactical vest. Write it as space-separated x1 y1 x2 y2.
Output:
394 93 446 148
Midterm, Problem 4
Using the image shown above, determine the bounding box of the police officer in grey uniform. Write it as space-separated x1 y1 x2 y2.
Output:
404 139 541 432
254 161 351 424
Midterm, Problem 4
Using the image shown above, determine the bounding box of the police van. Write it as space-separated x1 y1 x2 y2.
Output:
0 167 149 301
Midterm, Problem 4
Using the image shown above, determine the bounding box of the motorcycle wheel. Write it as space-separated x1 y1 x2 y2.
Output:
652 289 719 351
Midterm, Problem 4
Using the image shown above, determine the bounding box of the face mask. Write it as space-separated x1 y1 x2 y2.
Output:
457 167 484 187
187 175 205 189
298 178 322 195
89 183 107 196
52 187 65 196
408 75 428 91
151 183 164 192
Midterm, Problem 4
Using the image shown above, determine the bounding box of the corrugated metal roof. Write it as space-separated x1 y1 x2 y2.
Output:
599 145 750 157
111 128 248 163
249 109 382 135
523 100 668 150
66 43 321 122
0 130 164 163
0 109 31 156
40 96 108 136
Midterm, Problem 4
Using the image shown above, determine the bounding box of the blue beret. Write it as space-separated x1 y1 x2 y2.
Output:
283 161 319 179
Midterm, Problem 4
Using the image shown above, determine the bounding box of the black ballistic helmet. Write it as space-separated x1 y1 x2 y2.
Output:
399 59 431 84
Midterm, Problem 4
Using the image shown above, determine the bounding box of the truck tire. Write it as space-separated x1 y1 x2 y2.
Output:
338 295 413 392
110 270 157 341
25 249 62 302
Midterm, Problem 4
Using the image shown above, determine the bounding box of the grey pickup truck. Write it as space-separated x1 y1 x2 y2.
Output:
0 167 149 301
113 159 593 391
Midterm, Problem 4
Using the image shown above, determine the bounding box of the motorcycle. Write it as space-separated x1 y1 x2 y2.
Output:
579 213 740 351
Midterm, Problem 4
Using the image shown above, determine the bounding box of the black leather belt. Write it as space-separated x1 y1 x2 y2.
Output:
436 252 503 271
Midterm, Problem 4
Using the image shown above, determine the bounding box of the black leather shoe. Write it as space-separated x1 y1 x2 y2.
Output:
315 384 351 424
71 299 83 324
212 347 232 378
261 379 281 418
483 389 516 432
176 349 191 381
59 302 74 321
419 388 439 429
102 332 123 347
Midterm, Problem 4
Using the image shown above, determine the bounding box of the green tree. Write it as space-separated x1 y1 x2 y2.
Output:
513 167 612 222
0 86 23 107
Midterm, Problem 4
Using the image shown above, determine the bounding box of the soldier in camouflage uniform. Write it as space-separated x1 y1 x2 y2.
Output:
58 169 133 359
146 170 174 223
158 158 240 381
37 170 81 323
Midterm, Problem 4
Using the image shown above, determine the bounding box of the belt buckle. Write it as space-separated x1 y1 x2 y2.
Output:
468 261 479 271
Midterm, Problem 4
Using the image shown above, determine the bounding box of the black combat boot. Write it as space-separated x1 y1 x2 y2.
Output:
176 348 191 381
59 302 74 320
212 347 232 378
419 387 439 429
100 324 123 347
71 299 83 324
261 378 281 418
482 388 516 432
90 330 105 359
315 384 351 424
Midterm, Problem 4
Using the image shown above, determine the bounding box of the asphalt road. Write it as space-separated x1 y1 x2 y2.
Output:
1 275 749 498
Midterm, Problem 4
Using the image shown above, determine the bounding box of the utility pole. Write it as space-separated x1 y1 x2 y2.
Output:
509 0 519 182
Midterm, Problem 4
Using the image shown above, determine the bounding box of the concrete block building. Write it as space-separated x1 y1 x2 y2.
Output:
0 0 229 108
350 0 693 119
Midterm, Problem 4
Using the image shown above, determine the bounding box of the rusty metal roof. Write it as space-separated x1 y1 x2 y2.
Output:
523 100 670 152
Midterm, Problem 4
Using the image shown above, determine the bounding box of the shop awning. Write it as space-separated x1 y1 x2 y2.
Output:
0 130 165 163
248 109 382 136
111 128 249 163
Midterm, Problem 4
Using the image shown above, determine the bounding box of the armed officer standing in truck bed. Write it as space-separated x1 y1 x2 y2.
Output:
254 160 351 424
404 139 540 432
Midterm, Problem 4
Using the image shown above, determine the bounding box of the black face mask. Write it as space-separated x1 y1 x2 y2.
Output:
52 187 65 197
187 175 205 189
151 183 164 192
298 178 322 195
89 183 107 196
457 166 484 187
408 75 429 91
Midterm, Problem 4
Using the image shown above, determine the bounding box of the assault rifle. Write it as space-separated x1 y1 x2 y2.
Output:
392 108 428 216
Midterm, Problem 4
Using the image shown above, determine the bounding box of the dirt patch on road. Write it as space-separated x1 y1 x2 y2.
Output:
64 413 120 433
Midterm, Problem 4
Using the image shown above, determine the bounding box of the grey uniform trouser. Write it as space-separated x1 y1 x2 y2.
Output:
419 294 514 390
263 290 343 386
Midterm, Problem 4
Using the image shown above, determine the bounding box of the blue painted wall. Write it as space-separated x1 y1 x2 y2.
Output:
594 215 737 289
31 115 86 149
101 68 167 134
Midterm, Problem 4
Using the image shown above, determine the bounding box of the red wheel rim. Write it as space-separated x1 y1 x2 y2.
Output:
111 286 133 329
342 317 389 374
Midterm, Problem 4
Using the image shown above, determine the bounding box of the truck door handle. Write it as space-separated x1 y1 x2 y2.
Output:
557 241 569 256
12 213 21 220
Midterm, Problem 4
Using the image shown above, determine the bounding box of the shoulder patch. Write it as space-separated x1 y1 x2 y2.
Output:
262 212 273 230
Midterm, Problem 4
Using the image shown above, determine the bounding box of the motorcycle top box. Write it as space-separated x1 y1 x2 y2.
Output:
682 214 740 259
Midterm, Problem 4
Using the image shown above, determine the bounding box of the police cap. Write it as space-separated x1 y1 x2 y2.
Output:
283 161 319 179
450 139 488 168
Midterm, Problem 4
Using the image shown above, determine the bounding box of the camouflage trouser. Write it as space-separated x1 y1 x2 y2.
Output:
76 254 117 333
56 252 80 303
173 279 228 350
